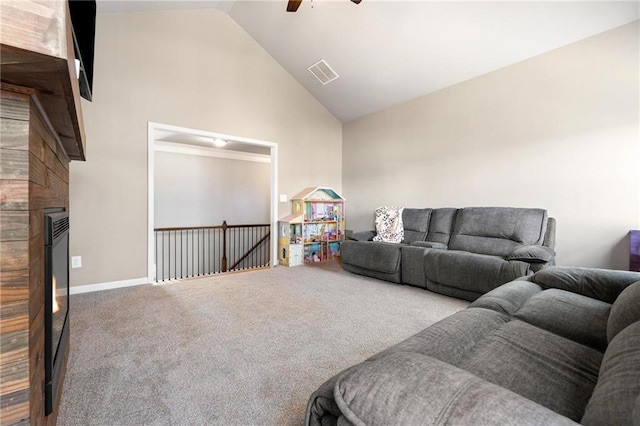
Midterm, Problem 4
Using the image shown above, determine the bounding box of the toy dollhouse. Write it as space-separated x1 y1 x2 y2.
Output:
278 187 345 266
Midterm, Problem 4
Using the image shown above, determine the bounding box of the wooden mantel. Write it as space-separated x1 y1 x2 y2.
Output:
0 0 86 161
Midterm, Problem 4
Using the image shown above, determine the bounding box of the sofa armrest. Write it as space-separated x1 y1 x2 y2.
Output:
506 245 555 263
305 373 343 426
411 241 448 250
531 266 640 304
334 351 577 426
348 230 376 241
543 217 556 249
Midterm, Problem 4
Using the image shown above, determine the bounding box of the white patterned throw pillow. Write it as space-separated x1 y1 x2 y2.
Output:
373 206 405 243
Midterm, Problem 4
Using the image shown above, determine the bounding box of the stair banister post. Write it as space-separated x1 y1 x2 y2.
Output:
222 220 228 272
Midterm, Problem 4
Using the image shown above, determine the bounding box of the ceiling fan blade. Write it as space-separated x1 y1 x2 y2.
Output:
351 0 362 4
287 0 302 12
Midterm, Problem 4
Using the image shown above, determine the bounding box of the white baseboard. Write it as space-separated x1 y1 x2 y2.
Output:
70 277 150 295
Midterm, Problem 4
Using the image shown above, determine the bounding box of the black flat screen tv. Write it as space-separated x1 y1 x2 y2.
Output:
69 0 96 101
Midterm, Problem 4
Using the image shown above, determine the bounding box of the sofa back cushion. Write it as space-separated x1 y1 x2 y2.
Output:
532 267 640 304
607 280 640 343
581 321 640 426
513 289 611 352
448 207 548 257
401 208 432 244
425 208 458 245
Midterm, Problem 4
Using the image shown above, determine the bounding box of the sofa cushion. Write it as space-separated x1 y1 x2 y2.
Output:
425 208 458 245
513 289 611 352
401 208 432 244
470 280 543 316
582 321 640 426
532 266 640 304
506 245 555 263
459 320 603 422
424 250 530 295
340 241 402 274
607 280 640 343
374 308 509 366
334 351 576 426
448 207 548 257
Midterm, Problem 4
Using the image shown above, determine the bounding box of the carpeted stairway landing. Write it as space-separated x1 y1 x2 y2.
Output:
58 261 468 425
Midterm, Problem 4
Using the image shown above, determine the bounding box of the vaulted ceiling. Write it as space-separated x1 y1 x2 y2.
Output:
97 1 639 123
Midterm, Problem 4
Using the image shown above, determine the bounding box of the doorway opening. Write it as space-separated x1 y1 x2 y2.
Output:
147 122 278 282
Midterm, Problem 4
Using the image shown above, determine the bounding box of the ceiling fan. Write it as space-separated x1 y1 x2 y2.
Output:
287 0 362 12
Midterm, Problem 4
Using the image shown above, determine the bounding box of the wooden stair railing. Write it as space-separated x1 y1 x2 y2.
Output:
154 220 270 281
229 232 271 271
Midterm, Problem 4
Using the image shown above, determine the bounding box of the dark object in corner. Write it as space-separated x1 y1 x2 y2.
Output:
630 230 640 271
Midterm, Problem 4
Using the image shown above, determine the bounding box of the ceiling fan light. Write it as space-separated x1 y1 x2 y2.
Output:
213 138 227 148
287 0 302 12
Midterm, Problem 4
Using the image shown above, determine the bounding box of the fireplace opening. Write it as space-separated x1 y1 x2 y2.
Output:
44 209 70 415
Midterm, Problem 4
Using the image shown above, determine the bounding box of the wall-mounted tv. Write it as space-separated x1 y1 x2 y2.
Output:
69 0 96 101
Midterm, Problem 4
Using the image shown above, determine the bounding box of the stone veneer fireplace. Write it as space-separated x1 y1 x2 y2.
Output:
0 86 74 424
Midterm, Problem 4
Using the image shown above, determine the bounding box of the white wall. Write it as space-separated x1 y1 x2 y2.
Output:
70 9 342 287
343 22 639 270
154 152 270 228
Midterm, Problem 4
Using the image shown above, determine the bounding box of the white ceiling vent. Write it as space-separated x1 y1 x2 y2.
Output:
307 59 339 85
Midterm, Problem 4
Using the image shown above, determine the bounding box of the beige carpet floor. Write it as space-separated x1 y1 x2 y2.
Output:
57 261 468 425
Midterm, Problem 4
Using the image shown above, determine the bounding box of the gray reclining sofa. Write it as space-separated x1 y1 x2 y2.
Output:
342 207 556 301
306 266 640 425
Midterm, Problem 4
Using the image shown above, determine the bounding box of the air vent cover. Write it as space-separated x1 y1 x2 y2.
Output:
308 59 339 85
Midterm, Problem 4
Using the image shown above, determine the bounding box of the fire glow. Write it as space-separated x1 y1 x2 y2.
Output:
52 276 60 313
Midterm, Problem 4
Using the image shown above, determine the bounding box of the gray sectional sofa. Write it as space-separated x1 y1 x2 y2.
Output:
342 207 556 301
305 266 640 425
